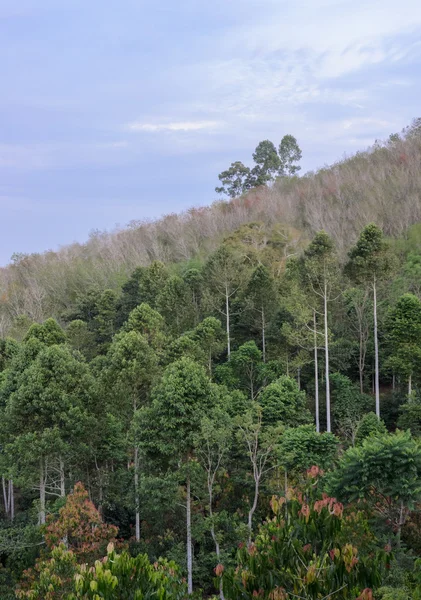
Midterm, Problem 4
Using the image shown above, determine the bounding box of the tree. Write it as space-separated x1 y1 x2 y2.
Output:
355 412 387 446
386 293 421 395
2 345 92 524
278 134 302 176
236 404 279 541
331 373 373 445
346 224 396 418
93 289 118 349
215 161 251 198
277 425 339 475
329 431 421 542
103 330 160 541
138 358 218 594
343 287 372 393
252 140 281 186
243 265 278 362
302 232 340 432
194 406 233 600
258 375 311 427
229 341 264 400
24 318 66 346
204 246 248 359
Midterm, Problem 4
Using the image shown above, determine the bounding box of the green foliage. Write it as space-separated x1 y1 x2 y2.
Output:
329 431 421 536
346 223 395 285
277 425 339 473
355 412 387 445
221 477 387 600
74 544 187 599
258 375 311 426
24 318 66 346
331 373 373 443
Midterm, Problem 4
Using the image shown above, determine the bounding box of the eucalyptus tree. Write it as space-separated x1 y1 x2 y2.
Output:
138 358 219 594
346 224 396 418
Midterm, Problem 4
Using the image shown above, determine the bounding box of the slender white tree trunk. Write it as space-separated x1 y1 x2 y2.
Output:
134 446 140 542
225 285 230 359
314 310 320 433
248 471 260 544
261 307 266 363
39 459 46 525
324 283 331 433
373 278 380 418
59 457 65 498
186 474 193 594
208 476 225 600
408 373 412 397
10 480 14 522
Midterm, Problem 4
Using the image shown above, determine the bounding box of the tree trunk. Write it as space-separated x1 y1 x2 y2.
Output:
59 457 65 498
261 307 266 363
248 471 260 544
186 474 193 594
373 278 380 418
359 328 364 393
208 476 225 600
225 284 231 360
408 373 412 397
134 446 140 542
10 480 14 522
324 283 331 433
314 310 320 434
297 367 301 390
39 459 46 525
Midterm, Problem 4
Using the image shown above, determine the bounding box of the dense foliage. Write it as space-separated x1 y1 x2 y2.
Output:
2 123 421 597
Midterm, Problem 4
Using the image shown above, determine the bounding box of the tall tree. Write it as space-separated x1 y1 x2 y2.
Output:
2 345 92 523
215 162 251 198
204 246 248 359
386 293 421 396
252 140 281 186
278 134 302 176
243 264 278 362
346 224 396 418
302 232 339 432
138 358 218 594
102 330 159 541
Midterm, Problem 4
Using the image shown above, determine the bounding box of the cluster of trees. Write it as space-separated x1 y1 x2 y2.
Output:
215 135 302 198
2 215 421 597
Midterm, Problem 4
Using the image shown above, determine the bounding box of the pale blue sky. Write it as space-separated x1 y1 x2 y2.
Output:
1 0 420 264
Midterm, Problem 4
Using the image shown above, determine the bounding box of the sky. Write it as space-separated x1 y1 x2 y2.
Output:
1 0 421 265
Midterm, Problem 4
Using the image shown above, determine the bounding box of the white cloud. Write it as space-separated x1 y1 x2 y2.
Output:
126 120 222 133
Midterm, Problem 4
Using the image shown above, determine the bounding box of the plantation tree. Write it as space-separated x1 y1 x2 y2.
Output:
123 302 167 352
190 316 226 375
252 140 281 186
302 232 340 432
215 161 251 198
386 293 421 396
331 373 373 445
278 134 302 176
258 375 311 427
2 345 92 523
157 275 196 335
277 425 339 477
346 224 396 418
204 246 248 359
93 289 118 350
102 329 159 541
243 264 278 362
236 404 280 541
138 358 218 594
281 264 324 432
343 287 372 393
229 341 263 400
194 405 233 600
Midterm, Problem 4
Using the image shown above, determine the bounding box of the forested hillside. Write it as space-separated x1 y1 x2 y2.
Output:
2 121 421 598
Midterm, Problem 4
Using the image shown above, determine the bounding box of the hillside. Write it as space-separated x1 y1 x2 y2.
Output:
2 120 421 598
0 119 420 335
